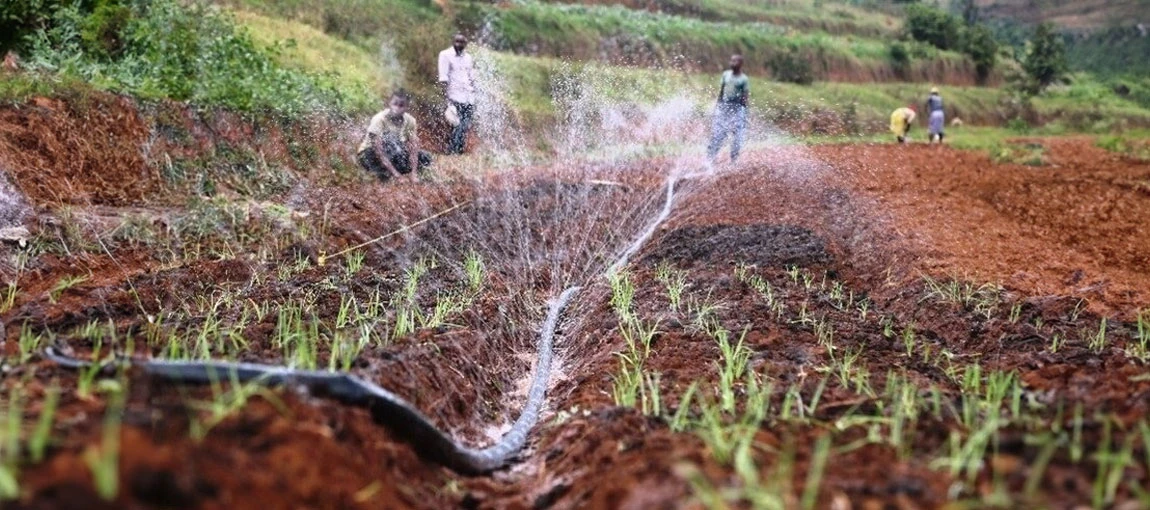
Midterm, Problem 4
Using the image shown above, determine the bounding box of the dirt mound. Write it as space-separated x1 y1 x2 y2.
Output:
642 223 831 269
0 91 365 210
0 94 157 206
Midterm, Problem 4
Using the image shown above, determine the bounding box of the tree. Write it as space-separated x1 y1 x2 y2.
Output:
964 24 998 84
904 4 962 51
901 3 1000 84
1021 22 1068 93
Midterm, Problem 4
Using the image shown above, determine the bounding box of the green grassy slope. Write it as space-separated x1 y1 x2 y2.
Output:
539 0 902 38
489 52 1150 133
231 10 390 105
480 1 978 85
5 0 1146 140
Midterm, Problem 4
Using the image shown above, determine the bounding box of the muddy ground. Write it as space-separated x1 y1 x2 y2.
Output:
2 100 1149 510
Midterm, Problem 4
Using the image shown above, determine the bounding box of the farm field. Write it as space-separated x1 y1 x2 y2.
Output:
3 0 1150 507
2 115 1148 507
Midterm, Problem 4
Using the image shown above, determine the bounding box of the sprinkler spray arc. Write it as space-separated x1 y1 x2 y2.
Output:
45 170 693 474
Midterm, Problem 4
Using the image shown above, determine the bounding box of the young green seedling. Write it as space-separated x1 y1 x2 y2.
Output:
29 385 60 463
463 250 485 293
84 389 125 501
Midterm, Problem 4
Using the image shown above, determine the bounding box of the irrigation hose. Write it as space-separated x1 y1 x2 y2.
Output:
44 286 580 475
46 174 686 474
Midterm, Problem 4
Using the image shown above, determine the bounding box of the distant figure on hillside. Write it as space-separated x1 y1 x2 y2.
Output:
438 33 478 154
706 53 750 166
925 87 945 144
890 105 917 144
357 90 431 183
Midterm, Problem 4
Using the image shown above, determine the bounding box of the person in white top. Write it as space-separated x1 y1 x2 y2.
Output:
438 33 478 154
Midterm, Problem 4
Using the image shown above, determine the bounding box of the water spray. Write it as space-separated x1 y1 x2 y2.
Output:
44 58 721 474
44 164 691 473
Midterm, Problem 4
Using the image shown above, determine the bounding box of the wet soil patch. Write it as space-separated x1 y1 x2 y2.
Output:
642 224 832 269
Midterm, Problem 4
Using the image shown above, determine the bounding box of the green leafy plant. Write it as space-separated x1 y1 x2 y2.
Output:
766 45 814 85
29 385 60 463
463 250 486 292
189 371 286 441
0 281 17 313
48 274 89 303
656 262 688 312
22 0 366 114
0 387 21 501
343 250 366 278
83 387 125 501
609 270 636 324
715 327 752 412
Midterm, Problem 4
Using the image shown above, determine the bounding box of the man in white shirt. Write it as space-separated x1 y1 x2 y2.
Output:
438 33 477 154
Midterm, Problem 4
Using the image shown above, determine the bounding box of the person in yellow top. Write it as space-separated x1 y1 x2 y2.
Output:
357 90 432 182
890 105 917 144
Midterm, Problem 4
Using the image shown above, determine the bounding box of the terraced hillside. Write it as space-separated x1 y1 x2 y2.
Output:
974 0 1148 31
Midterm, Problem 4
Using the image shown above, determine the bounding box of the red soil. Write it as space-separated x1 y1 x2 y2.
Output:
2 97 1148 510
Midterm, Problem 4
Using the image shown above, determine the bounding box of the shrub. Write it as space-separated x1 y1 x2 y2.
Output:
766 46 814 85
79 0 131 60
22 0 364 115
904 4 962 51
1 0 94 52
1005 117 1029 133
903 3 999 83
888 42 910 80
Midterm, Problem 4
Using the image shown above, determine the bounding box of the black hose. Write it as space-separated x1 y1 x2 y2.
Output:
44 286 580 475
45 172 686 474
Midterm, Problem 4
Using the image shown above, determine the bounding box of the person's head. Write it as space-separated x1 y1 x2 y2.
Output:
729 54 744 72
388 90 411 115
453 33 468 53
908 104 917 112
930 86 939 95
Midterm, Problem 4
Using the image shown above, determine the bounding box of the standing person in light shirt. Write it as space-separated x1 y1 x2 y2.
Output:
707 53 750 167
925 87 945 144
438 33 478 154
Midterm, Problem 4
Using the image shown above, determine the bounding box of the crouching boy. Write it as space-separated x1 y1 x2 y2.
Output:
357 91 432 182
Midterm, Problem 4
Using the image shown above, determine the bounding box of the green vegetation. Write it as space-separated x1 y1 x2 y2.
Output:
0 384 62 501
214 0 450 100
1065 26 1150 79
1096 135 1150 161
11 0 371 114
83 388 124 501
543 0 899 38
1019 23 1068 95
484 1 965 82
902 3 998 84
4 0 1143 140
766 46 815 85
904 4 963 51
230 9 393 97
